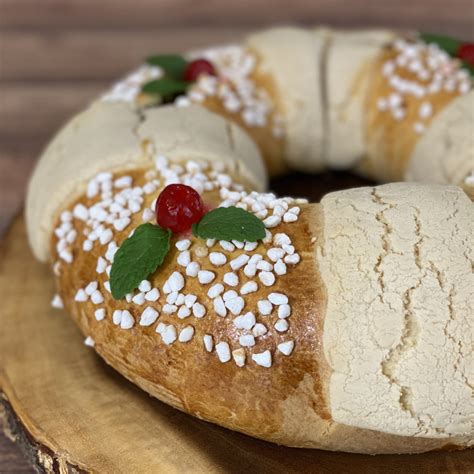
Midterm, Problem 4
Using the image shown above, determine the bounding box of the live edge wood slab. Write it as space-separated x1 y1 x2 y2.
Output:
1 193 473 472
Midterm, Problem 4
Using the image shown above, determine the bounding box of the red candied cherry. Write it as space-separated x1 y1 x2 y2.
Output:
457 43 474 66
155 184 205 233
183 59 216 82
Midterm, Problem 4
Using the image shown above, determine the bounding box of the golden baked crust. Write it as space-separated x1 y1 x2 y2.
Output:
52 167 331 444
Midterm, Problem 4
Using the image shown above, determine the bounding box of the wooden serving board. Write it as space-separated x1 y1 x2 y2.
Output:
1 214 473 473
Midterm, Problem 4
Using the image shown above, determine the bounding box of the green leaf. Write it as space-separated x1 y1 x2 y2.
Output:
141 77 189 98
192 207 266 243
110 224 171 300
419 32 460 56
145 54 187 80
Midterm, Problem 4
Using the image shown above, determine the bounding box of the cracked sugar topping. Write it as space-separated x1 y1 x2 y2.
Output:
318 184 473 437
52 149 306 368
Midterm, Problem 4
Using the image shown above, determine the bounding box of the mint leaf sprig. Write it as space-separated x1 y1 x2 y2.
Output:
141 53 189 102
146 54 188 79
110 224 171 299
192 207 266 242
141 53 218 103
109 206 266 299
142 77 190 99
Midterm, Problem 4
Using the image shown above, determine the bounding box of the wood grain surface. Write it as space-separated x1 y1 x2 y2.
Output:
0 1 473 471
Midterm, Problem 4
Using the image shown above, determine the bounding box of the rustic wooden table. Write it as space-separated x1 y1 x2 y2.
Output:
0 1 472 471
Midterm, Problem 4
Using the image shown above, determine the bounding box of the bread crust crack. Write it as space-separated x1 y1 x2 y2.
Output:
319 184 473 441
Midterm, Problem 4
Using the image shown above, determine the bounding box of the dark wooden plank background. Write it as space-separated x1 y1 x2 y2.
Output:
0 1 473 471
